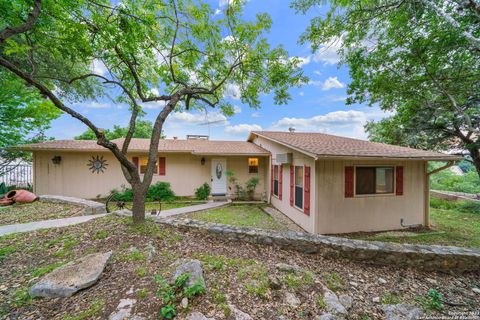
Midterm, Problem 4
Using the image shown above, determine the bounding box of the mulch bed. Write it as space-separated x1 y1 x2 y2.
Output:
0 201 84 226
0 215 479 320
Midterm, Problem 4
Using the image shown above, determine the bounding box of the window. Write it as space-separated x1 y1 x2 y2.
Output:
139 157 158 174
355 166 394 195
294 166 303 208
273 165 279 196
248 158 259 173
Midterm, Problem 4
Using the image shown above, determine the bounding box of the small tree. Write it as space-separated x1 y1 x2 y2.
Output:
0 0 305 223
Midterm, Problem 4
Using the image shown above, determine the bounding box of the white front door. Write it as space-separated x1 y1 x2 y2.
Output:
211 159 227 195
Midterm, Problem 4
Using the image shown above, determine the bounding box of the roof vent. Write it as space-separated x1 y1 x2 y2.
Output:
187 135 209 140
288 127 296 133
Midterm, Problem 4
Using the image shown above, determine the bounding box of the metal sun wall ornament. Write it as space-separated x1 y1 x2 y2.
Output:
87 155 108 174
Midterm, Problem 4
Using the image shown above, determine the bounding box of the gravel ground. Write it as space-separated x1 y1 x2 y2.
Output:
0 201 84 226
0 215 479 320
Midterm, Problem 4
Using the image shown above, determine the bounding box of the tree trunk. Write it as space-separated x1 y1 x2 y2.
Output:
469 147 480 178
132 184 147 224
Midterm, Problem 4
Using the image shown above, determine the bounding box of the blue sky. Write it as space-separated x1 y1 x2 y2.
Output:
46 0 390 141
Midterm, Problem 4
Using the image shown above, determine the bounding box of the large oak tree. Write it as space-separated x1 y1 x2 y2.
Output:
293 0 480 176
1 0 305 223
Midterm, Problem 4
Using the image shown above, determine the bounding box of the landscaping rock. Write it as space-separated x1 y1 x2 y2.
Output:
146 242 155 263
187 312 215 320
29 252 112 298
372 296 380 303
181 297 189 309
285 292 301 307
172 259 205 288
380 304 423 320
316 314 337 320
378 277 387 284
228 303 253 320
472 287 480 295
268 275 282 290
338 294 353 310
109 298 136 320
323 287 347 315
276 262 301 273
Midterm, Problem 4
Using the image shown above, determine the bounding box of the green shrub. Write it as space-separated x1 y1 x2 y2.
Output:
147 182 175 201
430 164 480 194
195 183 211 200
0 182 7 198
112 186 134 201
457 200 480 213
416 289 444 312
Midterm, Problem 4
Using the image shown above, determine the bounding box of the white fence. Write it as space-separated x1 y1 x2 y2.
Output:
0 164 33 187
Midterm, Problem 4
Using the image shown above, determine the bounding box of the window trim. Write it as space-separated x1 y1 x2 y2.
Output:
293 165 304 210
353 165 396 197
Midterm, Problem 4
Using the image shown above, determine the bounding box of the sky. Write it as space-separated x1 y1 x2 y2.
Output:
46 0 391 142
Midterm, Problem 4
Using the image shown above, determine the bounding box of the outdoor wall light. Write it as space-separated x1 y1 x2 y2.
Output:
201 157 206 165
51 156 62 165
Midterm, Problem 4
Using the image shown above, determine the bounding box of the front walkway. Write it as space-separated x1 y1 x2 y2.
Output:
0 214 108 237
156 201 229 218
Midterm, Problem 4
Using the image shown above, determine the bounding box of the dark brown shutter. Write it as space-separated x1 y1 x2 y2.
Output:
290 165 294 207
304 166 311 215
279 165 283 200
159 157 166 176
132 157 139 170
345 166 354 198
396 166 404 195
270 161 274 196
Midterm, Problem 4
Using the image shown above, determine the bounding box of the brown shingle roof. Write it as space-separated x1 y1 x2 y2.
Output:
249 131 461 160
19 138 269 156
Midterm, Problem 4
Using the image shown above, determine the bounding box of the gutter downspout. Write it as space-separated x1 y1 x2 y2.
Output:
424 161 456 227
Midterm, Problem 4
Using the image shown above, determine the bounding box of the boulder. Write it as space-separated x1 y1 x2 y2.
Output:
109 298 136 320
323 287 347 316
172 259 205 288
276 263 301 273
187 312 215 320
285 292 301 307
380 304 423 320
338 294 353 310
29 252 112 298
228 304 253 320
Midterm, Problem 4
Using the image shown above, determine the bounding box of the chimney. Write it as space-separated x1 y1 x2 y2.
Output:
173 136 178 140
288 127 296 133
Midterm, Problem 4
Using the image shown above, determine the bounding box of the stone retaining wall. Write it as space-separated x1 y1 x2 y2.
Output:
39 195 106 215
155 217 480 273
431 190 480 202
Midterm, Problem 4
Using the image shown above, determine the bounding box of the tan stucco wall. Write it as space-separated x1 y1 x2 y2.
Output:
252 135 427 235
252 136 317 233
33 151 267 199
316 159 426 234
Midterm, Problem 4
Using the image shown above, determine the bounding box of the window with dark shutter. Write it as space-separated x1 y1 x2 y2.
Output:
294 166 303 209
273 165 279 197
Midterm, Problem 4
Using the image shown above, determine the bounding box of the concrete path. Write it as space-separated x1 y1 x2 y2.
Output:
156 201 229 218
0 214 108 237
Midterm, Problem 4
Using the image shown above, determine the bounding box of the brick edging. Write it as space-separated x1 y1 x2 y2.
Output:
154 217 480 273
39 195 107 215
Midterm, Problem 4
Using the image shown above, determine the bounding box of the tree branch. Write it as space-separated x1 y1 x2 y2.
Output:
0 0 42 42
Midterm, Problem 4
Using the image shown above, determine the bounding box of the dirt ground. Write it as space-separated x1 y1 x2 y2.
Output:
0 201 84 225
0 215 479 320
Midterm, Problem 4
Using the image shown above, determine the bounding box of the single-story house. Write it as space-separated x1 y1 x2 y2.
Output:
20 130 460 234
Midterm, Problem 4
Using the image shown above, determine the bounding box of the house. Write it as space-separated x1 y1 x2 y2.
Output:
20 131 460 234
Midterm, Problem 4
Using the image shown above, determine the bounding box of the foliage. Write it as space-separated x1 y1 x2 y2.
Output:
155 273 205 320
0 0 306 223
293 0 480 176
112 186 134 202
416 289 444 312
74 120 163 140
227 171 261 200
380 292 402 305
430 198 480 214
147 182 175 201
0 71 60 166
63 300 104 320
0 182 7 198
430 164 480 194
195 183 211 200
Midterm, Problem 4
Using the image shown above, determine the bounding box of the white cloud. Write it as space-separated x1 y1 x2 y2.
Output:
168 111 227 125
225 124 262 135
214 8 222 15
312 37 343 65
309 76 346 91
224 83 241 99
291 55 311 67
299 91 305 96
233 105 242 114
74 101 111 109
92 59 107 76
141 101 167 110
251 112 261 118
313 70 322 76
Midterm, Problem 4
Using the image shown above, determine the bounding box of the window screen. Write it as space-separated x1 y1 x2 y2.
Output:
355 167 394 195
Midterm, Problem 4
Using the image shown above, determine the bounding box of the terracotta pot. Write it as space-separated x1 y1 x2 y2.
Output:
0 197 14 206
7 190 38 203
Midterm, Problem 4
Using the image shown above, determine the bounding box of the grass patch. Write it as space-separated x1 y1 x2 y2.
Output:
345 199 480 248
30 261 66 278
135 266 148 277
93 230 109 240
380 292 403 305
0 201 83 225
63 300 104 320
185 205 287 231
323 272 345 292
136 288 149 299
0 245 15 261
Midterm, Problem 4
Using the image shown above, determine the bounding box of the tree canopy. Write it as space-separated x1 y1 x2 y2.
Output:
293 0 480 176
0 0 305 222
0 70 60 168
